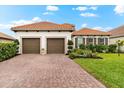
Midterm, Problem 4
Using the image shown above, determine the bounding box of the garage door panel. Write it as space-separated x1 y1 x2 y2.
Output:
22 38 40 54
47 38 64 54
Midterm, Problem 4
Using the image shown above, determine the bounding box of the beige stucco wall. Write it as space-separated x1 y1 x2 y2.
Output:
15 31 72 54
110 36 124 52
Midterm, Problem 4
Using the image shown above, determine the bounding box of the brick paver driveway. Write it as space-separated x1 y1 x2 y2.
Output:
0 54 105 88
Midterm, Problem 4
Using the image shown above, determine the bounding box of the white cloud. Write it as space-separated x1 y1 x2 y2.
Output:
42 12 54 15
0 17 42 30
92 26 113 31
11 17 42 26
72 6 97 11
81 23 88 27
114 5 124 16
32 17 42 22
73 6 88 11
46 5 59 11
80 12 98 17
0 24 12 29
89 6 97 10
72 8 75 10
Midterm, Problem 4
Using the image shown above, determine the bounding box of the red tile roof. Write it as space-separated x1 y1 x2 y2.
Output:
11 21 75 31
0 32 15 40
72 28 110 36
109 25 124 37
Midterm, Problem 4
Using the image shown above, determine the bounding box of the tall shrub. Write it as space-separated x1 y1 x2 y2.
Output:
67 40 73 54
0 42 18 62
108 44 117 53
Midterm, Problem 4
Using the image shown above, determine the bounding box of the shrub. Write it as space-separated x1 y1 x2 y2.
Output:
67 50 72 54
79 44 86 49
72 48 84 55
69 52 78 59
82 49 92 57
95 45 108 53
86 44 96 52
69 49 101 59
68 46 73 49
108 44 117 53
0 42 18 62
67 40 73 54
14 39 19 53
14 39 19 45
67 40 73 45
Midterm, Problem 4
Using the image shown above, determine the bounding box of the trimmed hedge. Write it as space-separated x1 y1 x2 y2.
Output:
0 42 18 62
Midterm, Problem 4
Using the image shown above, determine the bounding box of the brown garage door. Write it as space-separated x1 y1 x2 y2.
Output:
22 38 40 54
47 38 64 54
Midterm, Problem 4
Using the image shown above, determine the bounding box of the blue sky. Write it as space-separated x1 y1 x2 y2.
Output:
0 5 124 37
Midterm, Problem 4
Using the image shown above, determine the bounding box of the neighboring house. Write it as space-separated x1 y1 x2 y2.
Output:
109 25 124 52
11 21 75 54
0 32 15 42
72 28 110 48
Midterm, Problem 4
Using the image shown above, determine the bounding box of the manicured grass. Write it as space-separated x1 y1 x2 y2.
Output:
74 53 124 88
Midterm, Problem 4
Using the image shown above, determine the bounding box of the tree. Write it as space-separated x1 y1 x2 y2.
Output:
116 40 124 56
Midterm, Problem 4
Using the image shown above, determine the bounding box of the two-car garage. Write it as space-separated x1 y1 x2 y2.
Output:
22 38 65 54
11 21 74 55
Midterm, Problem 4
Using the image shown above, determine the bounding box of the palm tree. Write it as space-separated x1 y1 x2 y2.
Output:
116 40 124 56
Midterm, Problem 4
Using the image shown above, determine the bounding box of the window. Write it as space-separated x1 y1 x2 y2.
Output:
87 38 93 45
75 38 78 48
77 36 83 48
98 38 104 45
105 38 108 45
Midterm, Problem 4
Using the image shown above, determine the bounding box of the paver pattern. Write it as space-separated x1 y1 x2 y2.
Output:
0 54 105 88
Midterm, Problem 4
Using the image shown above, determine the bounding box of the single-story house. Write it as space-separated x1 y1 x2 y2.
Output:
72 28 110 48
0 32 15 42
11 21 111 54
11 21 75 54
109 25 124 52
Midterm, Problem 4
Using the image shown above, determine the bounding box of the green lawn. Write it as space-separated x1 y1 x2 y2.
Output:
74 53 124 88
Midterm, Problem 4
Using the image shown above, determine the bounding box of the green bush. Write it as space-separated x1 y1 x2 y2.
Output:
67 50 72 54
0 42 18 62
79 44 86 49
86 44 96 52
72 48 84 55
14 39 19 45
81 49 92 57
108 44 117 53
69 52 78 59
69 49 96 59
69 48 103 59
68 46 73 49
67 40 73 45
95 45 108 53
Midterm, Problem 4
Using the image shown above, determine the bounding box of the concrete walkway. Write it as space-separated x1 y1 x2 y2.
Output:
0 54 105 88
